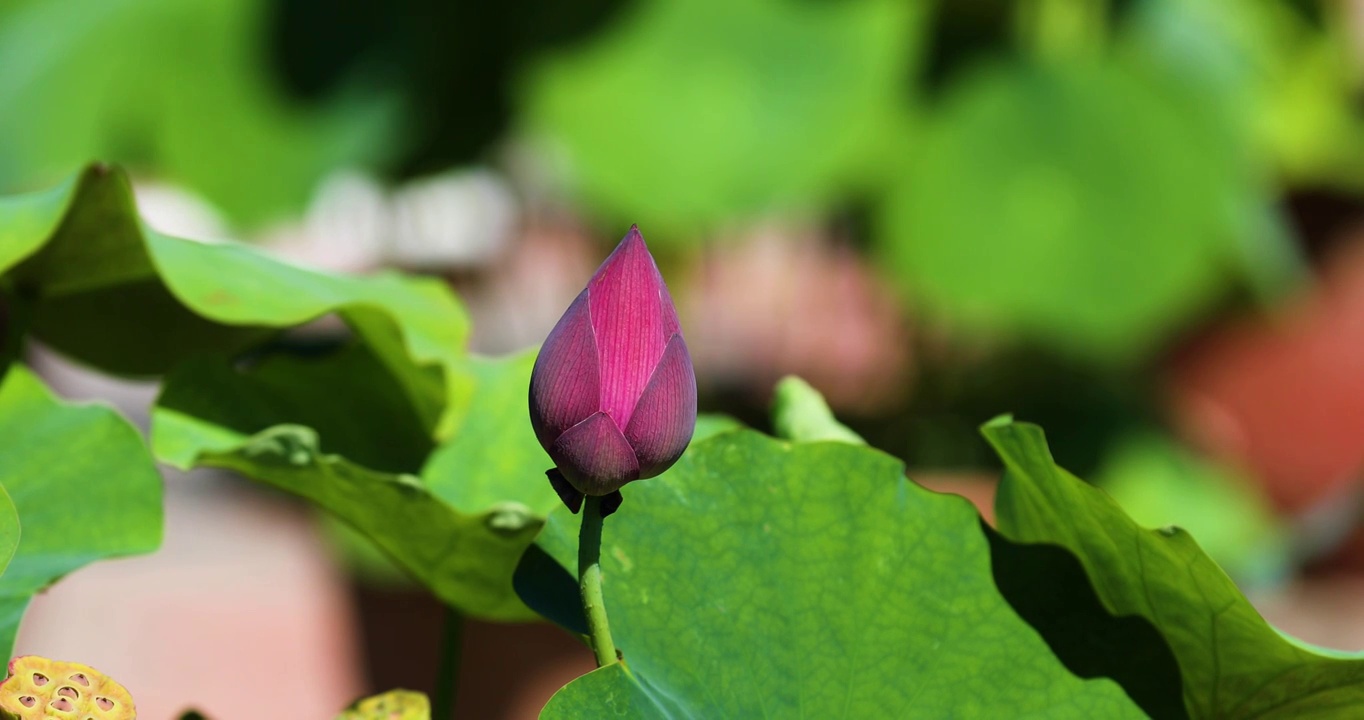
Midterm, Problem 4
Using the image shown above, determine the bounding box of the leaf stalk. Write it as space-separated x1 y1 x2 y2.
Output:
579 495 619 667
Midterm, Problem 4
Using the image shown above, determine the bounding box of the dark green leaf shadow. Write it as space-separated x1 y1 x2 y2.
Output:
984 519 1187 719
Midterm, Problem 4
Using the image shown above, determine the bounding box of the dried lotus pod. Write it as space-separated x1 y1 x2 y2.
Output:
334 689 429 720
0 656 135 719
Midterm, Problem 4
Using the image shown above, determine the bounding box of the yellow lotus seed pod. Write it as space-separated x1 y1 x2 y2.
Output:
335 689 429 720
0 656 135 719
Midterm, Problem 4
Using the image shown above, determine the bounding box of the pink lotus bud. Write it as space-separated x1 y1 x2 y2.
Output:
529 226 697 515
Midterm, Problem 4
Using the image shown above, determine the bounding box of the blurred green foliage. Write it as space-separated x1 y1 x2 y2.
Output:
0 0 395 225
521 0 925 234
882 58 1245 360
2 0 1358 363
519 0 1358 359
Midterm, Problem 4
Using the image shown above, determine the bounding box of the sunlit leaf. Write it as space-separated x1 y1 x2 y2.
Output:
0 164 465 434
984 417 1364 718
526 430 1143 718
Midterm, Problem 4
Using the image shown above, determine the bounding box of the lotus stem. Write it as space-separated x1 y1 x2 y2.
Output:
579 495 619 667
432 606 463 718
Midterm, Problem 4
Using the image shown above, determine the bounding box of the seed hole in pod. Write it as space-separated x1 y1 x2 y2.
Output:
18 695 35 707
51 697 73 711
96 697 114 711
57 686 79 699
32 672 49 686
70 673 89 687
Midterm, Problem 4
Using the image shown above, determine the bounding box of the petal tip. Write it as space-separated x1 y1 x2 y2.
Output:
620 225 647 253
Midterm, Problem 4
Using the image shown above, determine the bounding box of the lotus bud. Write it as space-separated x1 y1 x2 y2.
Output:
529 226 697 516
0 656 135 719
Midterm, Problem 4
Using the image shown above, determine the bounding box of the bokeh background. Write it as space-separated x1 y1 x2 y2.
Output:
7 0 1364 716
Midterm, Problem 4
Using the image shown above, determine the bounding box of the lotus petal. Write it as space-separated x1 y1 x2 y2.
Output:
551 411 640 496
625 333 697 478
529 289 600 448
589 226 672 429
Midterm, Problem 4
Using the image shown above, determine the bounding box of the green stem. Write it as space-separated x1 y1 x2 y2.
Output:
432 606 464 719
579 495 619 667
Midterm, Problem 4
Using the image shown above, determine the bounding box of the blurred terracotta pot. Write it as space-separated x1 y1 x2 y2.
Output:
1167 239 1364 514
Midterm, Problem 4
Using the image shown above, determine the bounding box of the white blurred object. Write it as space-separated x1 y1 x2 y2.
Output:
135 167 520 288
389 169 517 268
264 168 519 274
132 182 231 242
299 171 391 272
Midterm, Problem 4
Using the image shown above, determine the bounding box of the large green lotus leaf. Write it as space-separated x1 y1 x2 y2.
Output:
520 0 923 238
880 59 1251 362
0 365 162 656
766 377 1185 715
0 0 393 225
984 418 1364 718
529 430 1143 718
0 164 464 430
